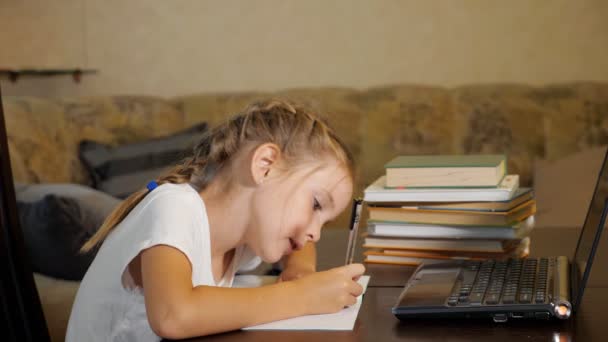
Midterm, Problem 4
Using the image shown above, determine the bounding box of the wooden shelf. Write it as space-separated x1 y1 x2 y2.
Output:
0 68 97 83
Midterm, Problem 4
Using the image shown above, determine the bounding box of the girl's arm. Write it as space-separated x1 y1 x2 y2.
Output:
140 245 364 339
279 241 317 281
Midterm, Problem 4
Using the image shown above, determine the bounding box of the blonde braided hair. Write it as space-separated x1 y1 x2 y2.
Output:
81 99 354 252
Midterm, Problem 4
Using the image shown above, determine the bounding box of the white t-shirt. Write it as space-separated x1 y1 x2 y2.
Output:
66 183 261 342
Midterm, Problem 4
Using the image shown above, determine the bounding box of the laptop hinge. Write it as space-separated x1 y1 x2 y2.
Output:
551 256 572 319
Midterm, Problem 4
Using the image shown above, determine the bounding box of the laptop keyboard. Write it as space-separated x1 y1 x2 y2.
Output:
447 258 552 306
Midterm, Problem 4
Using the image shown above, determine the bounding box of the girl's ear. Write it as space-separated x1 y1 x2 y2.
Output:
250 143 281 185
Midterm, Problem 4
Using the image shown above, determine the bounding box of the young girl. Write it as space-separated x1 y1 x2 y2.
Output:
66 99 365 341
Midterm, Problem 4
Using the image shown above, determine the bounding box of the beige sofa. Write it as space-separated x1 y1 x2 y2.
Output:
4 82 608 341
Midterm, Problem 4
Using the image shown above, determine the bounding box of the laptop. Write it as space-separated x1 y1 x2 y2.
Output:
0 85 51 340
393 148 608 322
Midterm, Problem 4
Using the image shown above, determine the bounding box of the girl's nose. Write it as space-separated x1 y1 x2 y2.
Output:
306 234 319 242
306 224 322 243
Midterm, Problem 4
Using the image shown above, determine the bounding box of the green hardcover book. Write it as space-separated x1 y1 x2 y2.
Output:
384 154 506 188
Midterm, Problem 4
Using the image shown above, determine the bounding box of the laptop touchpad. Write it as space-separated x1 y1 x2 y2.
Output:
398 269 459 307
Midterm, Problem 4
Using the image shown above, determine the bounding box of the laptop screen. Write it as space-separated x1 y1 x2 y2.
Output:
571 147 608 310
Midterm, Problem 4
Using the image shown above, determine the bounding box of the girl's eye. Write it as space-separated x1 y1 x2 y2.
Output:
313 198 322 211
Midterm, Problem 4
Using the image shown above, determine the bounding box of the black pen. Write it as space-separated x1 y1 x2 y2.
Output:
345 198 363 265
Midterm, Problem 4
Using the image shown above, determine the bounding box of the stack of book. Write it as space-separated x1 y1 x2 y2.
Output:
362 154 535 266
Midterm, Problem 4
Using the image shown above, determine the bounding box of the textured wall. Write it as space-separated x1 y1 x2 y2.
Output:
1 0 608 97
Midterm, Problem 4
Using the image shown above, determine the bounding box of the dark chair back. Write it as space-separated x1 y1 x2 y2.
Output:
0 84 51 341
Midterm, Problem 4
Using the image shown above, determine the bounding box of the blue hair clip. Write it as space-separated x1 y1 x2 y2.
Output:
146 180 158 192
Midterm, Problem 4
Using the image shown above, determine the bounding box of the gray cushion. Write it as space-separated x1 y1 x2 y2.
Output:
18 195 96 280
78 122 208 198
15 183 121 280
15 183 120 227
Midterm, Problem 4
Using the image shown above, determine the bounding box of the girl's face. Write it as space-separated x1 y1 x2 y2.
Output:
247 162 353 263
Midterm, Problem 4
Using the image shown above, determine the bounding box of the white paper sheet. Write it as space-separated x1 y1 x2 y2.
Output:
233 274 370 331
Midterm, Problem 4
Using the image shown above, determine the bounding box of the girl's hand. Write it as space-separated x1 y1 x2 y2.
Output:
293 263 365 315
277 264 316 282
278 241 317 282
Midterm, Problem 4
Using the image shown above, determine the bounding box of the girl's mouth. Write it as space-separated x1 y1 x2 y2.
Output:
289 238 300 251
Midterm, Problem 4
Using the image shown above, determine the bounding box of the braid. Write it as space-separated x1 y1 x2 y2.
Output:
156 158 197 184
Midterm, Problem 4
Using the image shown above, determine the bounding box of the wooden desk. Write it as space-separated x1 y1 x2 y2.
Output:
177 228 608 341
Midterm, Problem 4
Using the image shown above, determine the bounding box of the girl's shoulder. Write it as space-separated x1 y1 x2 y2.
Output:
146 182 201 205
111 182 209 247
153 182 198 195
131 182 206 223
154 182 197 194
